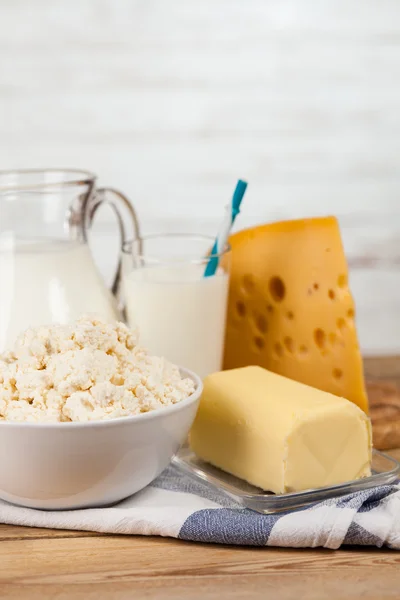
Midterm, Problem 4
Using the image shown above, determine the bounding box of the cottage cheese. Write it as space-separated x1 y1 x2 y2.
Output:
0 316 195 423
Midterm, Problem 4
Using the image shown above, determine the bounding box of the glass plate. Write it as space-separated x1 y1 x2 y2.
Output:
172 447 400 514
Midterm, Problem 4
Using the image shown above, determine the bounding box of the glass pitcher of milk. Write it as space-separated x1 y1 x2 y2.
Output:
0 169 140 352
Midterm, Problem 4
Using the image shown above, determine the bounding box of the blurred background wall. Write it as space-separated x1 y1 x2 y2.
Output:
0 0 399 353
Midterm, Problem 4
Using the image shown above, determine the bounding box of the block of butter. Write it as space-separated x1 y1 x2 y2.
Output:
189 366 372 494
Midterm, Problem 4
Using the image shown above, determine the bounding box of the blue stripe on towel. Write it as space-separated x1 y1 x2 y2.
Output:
179 508 283 546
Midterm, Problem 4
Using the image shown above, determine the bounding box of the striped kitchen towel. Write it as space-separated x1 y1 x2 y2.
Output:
0 465 399 549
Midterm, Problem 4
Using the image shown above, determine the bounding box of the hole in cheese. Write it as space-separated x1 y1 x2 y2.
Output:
242 274 255 294
333 368 343 380
274 342 283 357
255 314 268 333
314 328 326 350
266 304 274 313
338 274 347 288
337 317 346 331
286 310 294 320
269 276 285 302
328 289 335 300
254 336 265 351
329 332 337 345
347 308 355 318
313 283 319 291
236 301 246 317
299 345 308 356
284 336 294 353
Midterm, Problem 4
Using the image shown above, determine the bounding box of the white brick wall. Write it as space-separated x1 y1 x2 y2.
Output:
1 0 400 353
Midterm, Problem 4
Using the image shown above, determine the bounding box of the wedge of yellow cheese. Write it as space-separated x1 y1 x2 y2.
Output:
223 216 368 413
190 366 372 494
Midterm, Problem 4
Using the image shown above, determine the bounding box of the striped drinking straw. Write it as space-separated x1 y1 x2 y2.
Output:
203 179 248 278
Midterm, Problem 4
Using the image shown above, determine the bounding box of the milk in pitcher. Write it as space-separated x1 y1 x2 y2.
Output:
0 240 118 351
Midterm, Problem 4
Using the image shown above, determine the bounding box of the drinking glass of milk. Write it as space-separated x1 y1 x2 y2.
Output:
0 169 140 352
122 234 230 378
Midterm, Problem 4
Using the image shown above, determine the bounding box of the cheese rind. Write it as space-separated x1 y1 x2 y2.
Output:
223 216 368 413
190 366 372 494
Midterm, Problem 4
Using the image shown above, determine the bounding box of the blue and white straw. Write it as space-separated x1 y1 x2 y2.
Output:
203 179 248 277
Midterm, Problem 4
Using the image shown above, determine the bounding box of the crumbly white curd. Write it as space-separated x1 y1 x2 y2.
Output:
0 316 195 423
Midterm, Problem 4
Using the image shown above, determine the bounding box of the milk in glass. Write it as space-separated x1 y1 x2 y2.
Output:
123 264 229 378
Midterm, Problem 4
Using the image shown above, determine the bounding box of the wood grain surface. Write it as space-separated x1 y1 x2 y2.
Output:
1 533 400 600
368 380 400 450
365 355 400 449
0 355 397 599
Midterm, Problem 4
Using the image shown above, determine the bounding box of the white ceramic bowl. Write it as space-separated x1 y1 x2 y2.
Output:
0 368 202 510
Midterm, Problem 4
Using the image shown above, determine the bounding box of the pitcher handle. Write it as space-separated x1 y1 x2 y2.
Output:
86 187 141 299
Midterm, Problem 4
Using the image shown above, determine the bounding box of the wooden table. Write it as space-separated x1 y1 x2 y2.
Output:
0 357 399 600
